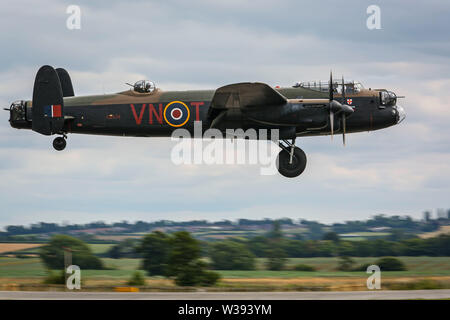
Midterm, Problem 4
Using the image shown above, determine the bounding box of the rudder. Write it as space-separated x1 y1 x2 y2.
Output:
32 65 64 135
56 68 75 97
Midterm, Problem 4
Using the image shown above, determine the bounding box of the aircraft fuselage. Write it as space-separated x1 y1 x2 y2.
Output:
9 86 404 138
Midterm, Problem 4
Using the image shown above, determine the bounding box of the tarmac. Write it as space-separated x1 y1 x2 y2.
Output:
1 289 450 300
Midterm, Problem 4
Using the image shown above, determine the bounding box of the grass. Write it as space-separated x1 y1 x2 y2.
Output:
1 255 450 291
216 270 450 278
260 257 450 273
89 244 114 254
0 257 48 277
0 256 449 279
216 270 364 278
102 258 141 270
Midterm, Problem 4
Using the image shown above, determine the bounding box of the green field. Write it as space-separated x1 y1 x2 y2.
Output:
274 256 450 272
1 243 449 280
88 244 114 254
1 255 449 279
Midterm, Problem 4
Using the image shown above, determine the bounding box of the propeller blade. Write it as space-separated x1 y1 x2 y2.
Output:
329 71 334 101
3 108 10 111
342 115 346 146
330 111 334 139
341 76 345 103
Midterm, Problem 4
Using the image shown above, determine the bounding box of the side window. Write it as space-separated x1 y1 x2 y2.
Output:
380 91 388 105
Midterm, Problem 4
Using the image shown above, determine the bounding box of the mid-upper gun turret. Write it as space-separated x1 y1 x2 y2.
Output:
128 80 156 94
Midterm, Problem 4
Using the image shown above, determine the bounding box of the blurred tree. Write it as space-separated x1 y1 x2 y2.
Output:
108 245 120 259
322 232 340 242
43 269 66 285
317 240 336 257
375 257 406 271
265 246 287 271
167 232 220 286
40 234 103 269
174 260 220 287
247 236 269 257
337 241 356 257
352 240 373 257
281 239 306 257
267 221 283 240
293 264 316 271
371 239 398 256
209 241 255 270
337 256 355 271
139 231 170 276
387 229 410 241
166 231 200 277
107 238 140 259
305 223 324 240
127 271 146 286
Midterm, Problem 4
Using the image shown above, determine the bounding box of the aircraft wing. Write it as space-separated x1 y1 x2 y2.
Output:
211 82 287 109
208 82 289 130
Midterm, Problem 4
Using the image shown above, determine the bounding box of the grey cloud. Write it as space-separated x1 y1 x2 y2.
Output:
0 0 449 228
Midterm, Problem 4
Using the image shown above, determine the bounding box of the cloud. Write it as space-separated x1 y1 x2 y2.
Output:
0 0 449 228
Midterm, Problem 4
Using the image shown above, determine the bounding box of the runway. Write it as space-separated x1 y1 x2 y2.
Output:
1 289 450 300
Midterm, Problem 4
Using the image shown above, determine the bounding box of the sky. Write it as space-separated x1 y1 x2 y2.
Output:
0 0 449 229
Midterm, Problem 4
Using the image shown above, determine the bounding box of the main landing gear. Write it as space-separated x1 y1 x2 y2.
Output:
277 139 307 178
53 134 67 151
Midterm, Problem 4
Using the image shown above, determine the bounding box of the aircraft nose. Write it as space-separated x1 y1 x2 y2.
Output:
394 105 406 124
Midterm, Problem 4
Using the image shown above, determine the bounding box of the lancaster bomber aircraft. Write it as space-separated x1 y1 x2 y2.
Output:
5 65 405 178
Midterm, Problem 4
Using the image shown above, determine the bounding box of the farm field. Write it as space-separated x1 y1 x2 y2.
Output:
1 256 449 279
419 226 450 239
1 243 449 291
0 243 43 254
89 244 114 254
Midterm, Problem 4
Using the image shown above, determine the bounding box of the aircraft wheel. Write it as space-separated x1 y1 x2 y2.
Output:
277 146 307 178
53 136 66 151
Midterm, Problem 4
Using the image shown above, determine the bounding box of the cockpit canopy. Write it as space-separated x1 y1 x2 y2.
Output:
379 90 397 107
293 81 364 94
132 80 156 94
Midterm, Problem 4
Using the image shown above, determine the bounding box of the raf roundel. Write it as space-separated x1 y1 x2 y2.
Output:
164 101 190 127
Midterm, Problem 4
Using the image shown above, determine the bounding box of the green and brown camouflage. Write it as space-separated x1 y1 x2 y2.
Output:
5 66 405 177
8 69 404 139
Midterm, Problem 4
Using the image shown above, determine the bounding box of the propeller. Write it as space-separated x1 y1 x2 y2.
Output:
328 71 354 145
340 76 355 146
329 71 334 139
341 76 347 146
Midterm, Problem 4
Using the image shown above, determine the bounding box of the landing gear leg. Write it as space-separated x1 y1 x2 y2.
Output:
277 138 307 178
53 135 67 151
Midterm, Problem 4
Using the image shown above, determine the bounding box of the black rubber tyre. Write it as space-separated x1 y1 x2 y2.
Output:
276 147 307 178
53 137 66 151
